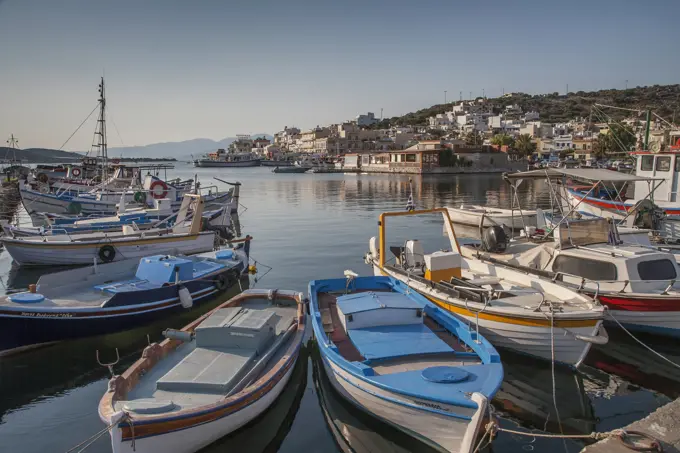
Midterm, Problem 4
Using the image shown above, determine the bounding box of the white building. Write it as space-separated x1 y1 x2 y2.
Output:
356 112 379 127
553 134 574 149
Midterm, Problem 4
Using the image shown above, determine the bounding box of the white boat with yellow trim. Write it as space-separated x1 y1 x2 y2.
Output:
1 193 217 266
364 208 608 367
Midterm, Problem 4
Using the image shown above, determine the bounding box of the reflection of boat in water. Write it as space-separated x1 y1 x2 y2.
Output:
0 282 248 421
199 343 309 453
311 342 437 453
492 350 596 435
585 329 680 399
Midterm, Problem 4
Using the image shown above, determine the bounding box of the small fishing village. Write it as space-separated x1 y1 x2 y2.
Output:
2 2 680 453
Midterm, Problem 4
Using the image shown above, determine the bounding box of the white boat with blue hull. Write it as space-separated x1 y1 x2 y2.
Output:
1 194 222 267
99 289 306 453
0 246 250 355
309 275 503 453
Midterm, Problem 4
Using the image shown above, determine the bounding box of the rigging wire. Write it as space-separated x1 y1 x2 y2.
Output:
57 103 100 151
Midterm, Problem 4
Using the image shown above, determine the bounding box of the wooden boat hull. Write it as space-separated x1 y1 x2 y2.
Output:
193 159 261 167
2 232 216 266
597 293 680 337
320 356 488 453
99 289 306 453
373 263 604 367
108 359 297 453
0 268 244 354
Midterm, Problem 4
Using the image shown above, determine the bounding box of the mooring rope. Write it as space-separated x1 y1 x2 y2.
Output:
604 307 680 370
64 413 128 453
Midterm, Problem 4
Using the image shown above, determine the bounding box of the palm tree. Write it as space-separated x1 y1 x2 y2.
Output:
515 134 536 157
490 133 515 147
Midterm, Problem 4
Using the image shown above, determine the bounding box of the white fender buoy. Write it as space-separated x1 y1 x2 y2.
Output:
178 286 193 308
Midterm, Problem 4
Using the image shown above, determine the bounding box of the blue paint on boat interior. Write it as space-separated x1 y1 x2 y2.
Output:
9 293 46 304
347 324 452 361
421 366 470 383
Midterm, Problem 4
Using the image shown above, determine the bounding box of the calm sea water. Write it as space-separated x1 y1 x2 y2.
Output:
0 165 677 453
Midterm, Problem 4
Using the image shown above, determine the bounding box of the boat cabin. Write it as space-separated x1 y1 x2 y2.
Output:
633 150 680 202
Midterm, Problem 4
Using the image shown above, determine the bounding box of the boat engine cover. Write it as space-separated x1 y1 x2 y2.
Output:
481 226 508 253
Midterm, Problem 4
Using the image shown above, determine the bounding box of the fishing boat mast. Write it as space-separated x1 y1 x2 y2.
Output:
4 134 19 164
93 77 108 181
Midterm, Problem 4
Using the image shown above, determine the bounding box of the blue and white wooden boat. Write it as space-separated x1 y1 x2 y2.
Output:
309 275 503 453
99 288 306 453
0 244 251 355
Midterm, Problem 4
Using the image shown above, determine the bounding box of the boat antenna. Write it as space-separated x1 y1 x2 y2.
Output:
406 178 415 211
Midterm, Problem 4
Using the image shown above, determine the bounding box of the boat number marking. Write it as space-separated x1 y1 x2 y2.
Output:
411 399 449 411
20 312 74 318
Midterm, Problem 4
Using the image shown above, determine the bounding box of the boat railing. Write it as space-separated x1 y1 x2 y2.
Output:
551 271 601 299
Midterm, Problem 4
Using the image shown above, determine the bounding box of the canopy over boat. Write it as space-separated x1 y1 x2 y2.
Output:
503 168 663 183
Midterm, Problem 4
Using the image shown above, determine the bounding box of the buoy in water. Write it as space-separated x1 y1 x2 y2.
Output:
248 264 257 274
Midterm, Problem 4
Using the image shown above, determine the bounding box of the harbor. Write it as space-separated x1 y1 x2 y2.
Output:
0 165 679 453
2 2 680 452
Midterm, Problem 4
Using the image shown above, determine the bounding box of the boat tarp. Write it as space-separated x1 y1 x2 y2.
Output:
347 324 452 361
505 168 662 183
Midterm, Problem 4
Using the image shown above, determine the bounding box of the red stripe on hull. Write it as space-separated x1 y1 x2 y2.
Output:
570 191 680 216
598 294 680 312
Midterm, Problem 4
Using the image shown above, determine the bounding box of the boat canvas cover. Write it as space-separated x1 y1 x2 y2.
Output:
505 168 661 183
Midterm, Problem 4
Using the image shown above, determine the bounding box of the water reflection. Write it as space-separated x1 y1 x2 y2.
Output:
492 351 596 435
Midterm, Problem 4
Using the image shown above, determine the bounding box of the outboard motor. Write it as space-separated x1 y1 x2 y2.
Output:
631 199 665 230
481 226 508 253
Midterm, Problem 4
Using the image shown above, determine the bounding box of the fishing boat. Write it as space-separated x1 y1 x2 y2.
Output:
1 194 219 266
3 194 232 238
272 165 310 174
194 149 261 167
0 243 250 355
446 205 537 230
99 288 306 453
364 208 608 367
461 216 680 337
309 274 503 453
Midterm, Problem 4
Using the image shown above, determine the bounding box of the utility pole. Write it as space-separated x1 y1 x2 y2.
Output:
459 91 462 101
444 91 447 104
469 91 472 100
644 109 651 150
625 80 628 90
482 88 485 98
380 108 383 121
566 83 569 95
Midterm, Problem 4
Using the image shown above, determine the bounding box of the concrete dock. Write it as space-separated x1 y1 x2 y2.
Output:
581 398 680 452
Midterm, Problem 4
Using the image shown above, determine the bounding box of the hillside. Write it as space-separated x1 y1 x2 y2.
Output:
382 84 680 127
0 147 84 163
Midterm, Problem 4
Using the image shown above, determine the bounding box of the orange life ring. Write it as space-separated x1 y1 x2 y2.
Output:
149 180 169 199
71 168 81 177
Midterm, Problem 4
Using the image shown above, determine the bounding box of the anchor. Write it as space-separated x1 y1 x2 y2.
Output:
96 348 120 378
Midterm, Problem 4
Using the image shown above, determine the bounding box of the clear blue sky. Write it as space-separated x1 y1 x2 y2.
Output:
1 0 678 150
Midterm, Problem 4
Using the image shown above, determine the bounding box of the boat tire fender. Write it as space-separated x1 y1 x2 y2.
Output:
72 168 81 177
37 173 49 184
133 191 147 204
215 273 228 291
98 245 116 263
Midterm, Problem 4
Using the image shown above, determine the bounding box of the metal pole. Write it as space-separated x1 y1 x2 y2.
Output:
644 109 651 150
444 91 447 104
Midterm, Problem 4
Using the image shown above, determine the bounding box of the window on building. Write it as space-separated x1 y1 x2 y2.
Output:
641 155 654 171
552 255 617 280
637 259 677 280
405 154 417 162
400 154 406 162
656 156 671 172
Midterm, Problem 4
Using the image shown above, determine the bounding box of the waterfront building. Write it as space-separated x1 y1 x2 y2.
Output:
356 112 378 127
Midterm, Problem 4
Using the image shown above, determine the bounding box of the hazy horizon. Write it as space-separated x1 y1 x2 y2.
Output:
1 0 678 151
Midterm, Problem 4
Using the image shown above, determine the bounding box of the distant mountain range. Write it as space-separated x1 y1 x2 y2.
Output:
109 134 273 160
0 147 84 163
0 134 273 164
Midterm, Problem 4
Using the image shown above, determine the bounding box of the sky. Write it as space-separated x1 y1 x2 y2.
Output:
1 0 679 151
